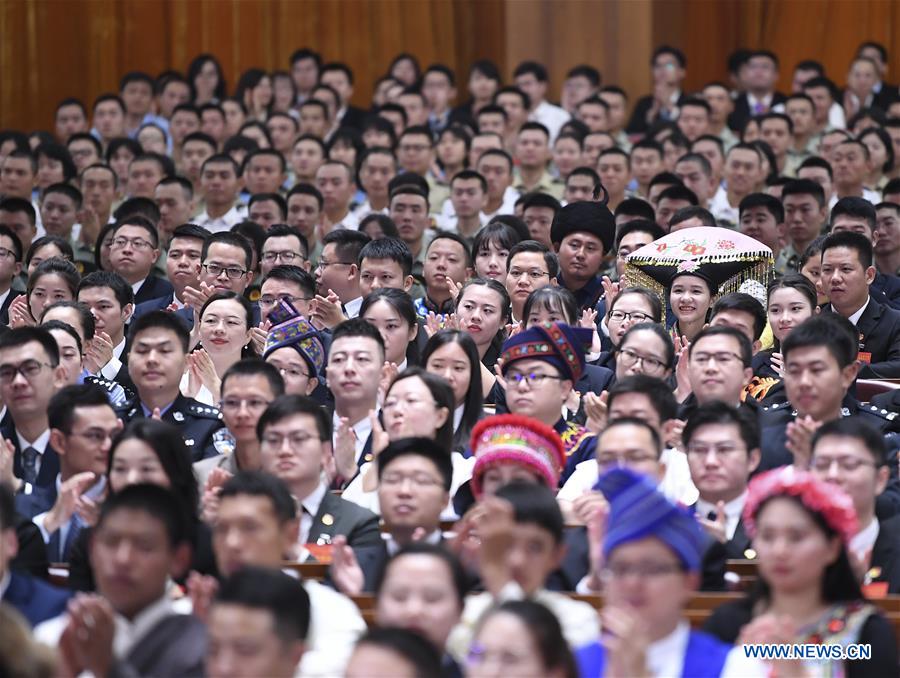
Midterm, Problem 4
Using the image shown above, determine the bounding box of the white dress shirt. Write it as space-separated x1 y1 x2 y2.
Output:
298 480 329 544
99 337 127 381
329 209 360 231
530 100 571 142
850 517 880 565
847 296 871 327
343 296 363 319
331 410 373 468
195 204 247 233
482 186 520 220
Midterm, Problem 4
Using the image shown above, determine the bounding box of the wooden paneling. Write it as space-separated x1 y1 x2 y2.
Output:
2 0 899 134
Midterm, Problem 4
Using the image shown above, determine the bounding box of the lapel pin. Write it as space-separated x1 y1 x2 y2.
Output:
173 411 184 422
322 513 334 526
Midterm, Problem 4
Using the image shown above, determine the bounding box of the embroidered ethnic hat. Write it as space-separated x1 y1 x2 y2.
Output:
263 299 325 377
624 226 774 308
470 414 566 497
499 322 592 383
743 466 858 545
596 467 707 572
549 199 616 254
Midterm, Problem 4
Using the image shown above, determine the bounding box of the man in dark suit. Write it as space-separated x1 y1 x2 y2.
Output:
1 484 70 627
34 485 206 676
257 393 381 558
820 230 900 378
77 270 136 391
810 418 900 594
107 214 174 306
626 46 690 136
684 402 759 560
0 327 68 498
327 319 384 486
116 310 224 461
330 437 453 594
320 62 367 131
728 50 787 132
0 224 22 326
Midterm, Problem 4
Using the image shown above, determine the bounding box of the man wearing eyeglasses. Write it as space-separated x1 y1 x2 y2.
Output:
258 266 316 327
679 326 756 422
810 418 900 595
0 328 67 499
258 394 380 561
107 215 174 305
22 385 119 564
193 359 285 491
260 224 309 277
0 224 23 326
683 402 760 561
504 240 558 324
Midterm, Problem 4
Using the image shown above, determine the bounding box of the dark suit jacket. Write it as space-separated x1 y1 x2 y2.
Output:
119 393 225 462
625 93 691 135
2 571 70 627
871 515 900 594
133 275 174 305
832 298 900 379
108 613 207 678
727 91 787 132
339 105 368 131
0 289 22 325
14 483 56 520
306 491 381 552
0 425 60 491
687 504 753 560
871 272 900 311
12 512 50 578
131 293 174 320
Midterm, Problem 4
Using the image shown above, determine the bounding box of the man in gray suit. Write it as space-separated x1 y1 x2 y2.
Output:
257 394 382 558
35 484 206 677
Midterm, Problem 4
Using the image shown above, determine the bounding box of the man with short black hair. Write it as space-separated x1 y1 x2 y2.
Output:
0 224 22 324
211 471 365 675
674 152 717 208
778 178 828 272
561 64 601 114
353 147 396 220
820 230 900 377
196 154 246 233
180 131 217 190
260 223 308 276
630 138 665 199
701 82 738 149
35 485 206 677
108 215 173 304
388 185 431 278
248 192 288 231
133 223 210 318
153 175 194 248
121 311 225 460
314 229 369 325
315 160 358 231
514 61 570 141
710 143 763 228
443 170 488 241
418 232 473 318
513 122 561 199
77 270 136 385
759 112 800 176
739 193 786 267
291 48 321 105
90 94 126 148
627 46 688 135
287 183 324 266
207 567 311 678
476 148 518 218
833 140 880 202
521 192 561 248
875 201 900 276
54 98 88 143
597 148 630 211
729 50 786 131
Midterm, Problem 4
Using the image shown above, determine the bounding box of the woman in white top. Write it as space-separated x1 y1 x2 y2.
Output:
182 292 254 405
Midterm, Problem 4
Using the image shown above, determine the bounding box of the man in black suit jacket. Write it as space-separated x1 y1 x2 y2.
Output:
107 215 174 306
0 224 22 325
625 45 689 136
810 418 900 594
77 271 137 387
330 438 453 593
1 484 69 626
321 62 367 132
256 393 382 559
0 327 68 499
820 230 900 378
727 50 786 132
33 485 206 677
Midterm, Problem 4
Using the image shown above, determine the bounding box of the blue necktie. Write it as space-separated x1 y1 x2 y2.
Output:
60 515 84 562
22 446 38 485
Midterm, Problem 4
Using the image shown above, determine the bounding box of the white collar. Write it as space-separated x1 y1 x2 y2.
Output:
847 296 871 326
113 594 175 659
131 277 147 295
299 480 328 518
332 408 375 463
0 288 11 308
113 336 127 360
646 620 691 677
453 403 465 432
16 427 50 454
0 570 9 599
850 517 880 563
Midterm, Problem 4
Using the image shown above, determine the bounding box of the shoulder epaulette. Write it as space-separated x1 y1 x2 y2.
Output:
187 403 223 420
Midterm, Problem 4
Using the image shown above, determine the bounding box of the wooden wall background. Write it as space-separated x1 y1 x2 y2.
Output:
2 0 899 134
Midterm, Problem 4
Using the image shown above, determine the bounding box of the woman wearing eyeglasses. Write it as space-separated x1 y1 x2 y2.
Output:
614 322 675 383
599 287 664 370
181 292 255 405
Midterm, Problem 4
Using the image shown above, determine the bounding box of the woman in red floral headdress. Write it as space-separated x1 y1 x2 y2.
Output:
702 466 898 677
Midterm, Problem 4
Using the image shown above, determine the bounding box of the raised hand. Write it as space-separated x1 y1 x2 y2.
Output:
330 534 364 596
786 415 821 470
191 347 221 397
600 275 620 305
673 339 692 403
185 571 219 623
583 391 609 433
310 289 345 329
601 606 651 678
379 361 399 402
581 492 610 592
44 472 96 535
61 594 116 678
84 331 115 374
8 295 34 328
473 496 516 596
770 351 784 378
333 417 359 482
0 437 19 491
250 319 271 355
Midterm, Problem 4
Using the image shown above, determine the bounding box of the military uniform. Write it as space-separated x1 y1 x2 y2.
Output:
758 397 900 473
116 393 225 462
82 373 132 409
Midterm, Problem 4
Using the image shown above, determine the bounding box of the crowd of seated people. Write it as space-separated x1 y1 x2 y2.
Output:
2 40 900 676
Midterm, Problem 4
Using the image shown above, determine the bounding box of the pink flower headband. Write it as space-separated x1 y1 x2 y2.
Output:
743 466 858 545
